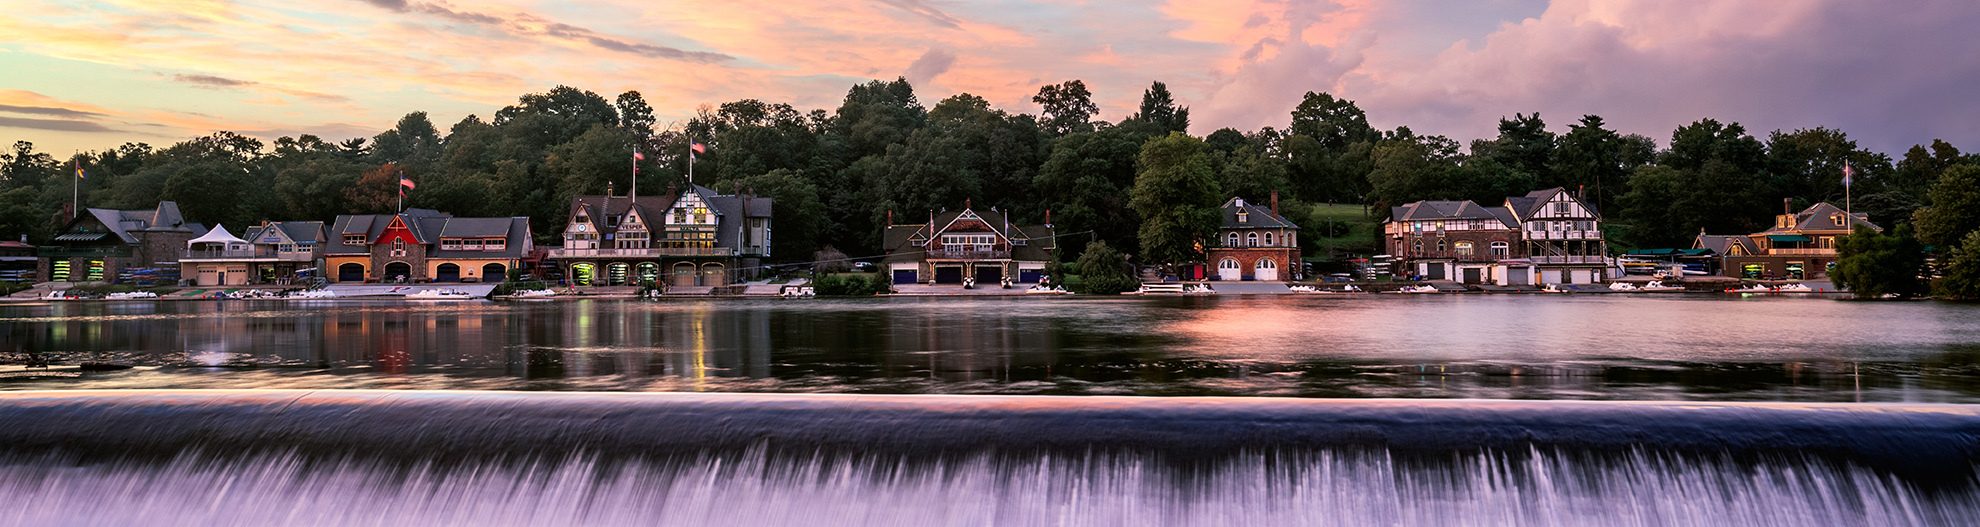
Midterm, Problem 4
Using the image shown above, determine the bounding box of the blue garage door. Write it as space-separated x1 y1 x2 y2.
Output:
1019 270 1044 283
892 269 918 284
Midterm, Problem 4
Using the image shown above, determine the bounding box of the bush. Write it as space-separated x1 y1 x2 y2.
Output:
1071 241 1140 294
1935 231 1980 301
814 273 887 296
1832 225 1928 299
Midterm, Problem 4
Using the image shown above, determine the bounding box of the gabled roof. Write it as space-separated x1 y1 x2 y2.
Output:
439 217 512 238
1389 200 1515 228
323 209 451 254
568 192 679 237
429 217 533 259
1762 202 1881 234
882 206 1056 263
1694 233 1759 256
245 221 326 246
74 201 200 244
1220 197 1299 229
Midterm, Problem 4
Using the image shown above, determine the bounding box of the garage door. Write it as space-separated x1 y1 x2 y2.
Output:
1507 269 1529 286
893 269 919 284
1425 264 1445 280
976 265 1003 285
1217 258 1242 281
1018 269 1044 283
934 266 963 284
1254 258 1278 281
338 263 365 282
1462 268 1482 284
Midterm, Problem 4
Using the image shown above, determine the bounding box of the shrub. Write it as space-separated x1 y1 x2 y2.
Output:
1935 231 1980 301
1832 225 1928 299
814 273 886 296
1072 241 1140 294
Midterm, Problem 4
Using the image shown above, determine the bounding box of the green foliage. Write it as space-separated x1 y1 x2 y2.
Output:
1832 225 1927 299
1033 126 1155 256
733 169 827 259
813 273 887 296
1935 231 1980 301
1123 81 1189 134
1912 165 1980 248
1130 133 1222 267
1071 240 1138 294
1033 80 1098 136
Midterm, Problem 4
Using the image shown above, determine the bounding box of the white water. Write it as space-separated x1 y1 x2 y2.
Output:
1 449 1971 527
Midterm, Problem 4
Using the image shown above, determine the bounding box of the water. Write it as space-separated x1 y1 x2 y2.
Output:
5 295 1980 401
5 296 1980 525
0 391 1976 526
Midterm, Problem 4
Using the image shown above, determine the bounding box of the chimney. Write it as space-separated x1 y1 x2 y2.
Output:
887 209 894 227
1783 197 1792 217
1270 191 1280 216
1045 208 1053 228
965 197 972 210
607 181 616 198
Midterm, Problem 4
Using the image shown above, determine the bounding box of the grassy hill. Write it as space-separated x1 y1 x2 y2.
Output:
1297 203 1382 260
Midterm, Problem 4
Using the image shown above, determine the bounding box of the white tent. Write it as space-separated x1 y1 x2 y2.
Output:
187 224 252 251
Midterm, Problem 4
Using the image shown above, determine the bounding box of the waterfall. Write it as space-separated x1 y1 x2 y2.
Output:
1 391 1975 526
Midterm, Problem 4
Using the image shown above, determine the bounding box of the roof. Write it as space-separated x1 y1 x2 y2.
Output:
323 209 452 254
882 207 1056 263
567 192 679 238
245 221 326 245
1389 200 1516 228
439 217 513 238
187 224 249 247
1694 234 1760 256
1762 202 1881 234
1220 197 1299 229
69 201 199 244
428 217 533 259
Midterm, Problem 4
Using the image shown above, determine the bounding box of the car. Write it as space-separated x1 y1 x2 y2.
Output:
850 262 876 272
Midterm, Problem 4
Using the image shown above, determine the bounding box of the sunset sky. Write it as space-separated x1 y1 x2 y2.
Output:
3 0 1977 156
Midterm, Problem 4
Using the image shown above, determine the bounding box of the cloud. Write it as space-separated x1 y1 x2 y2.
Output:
0 104 106 119
172 74 254 88
0 116 120 133
355 0 733 63
874 0 964 29
903 48 958 87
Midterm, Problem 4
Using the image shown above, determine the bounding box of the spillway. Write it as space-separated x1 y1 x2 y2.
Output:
1 390 1975 526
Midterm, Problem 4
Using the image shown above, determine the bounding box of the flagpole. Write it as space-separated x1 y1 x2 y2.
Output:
631 148 639 199
397 169 404 214
72 160 80 219
688 140 695 185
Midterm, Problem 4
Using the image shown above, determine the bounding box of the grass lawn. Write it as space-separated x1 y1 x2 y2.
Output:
1301 203 1381 260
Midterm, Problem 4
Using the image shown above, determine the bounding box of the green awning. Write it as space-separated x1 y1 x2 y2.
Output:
1626 248 1681 256
1765 234 1812 243
1679 248 1714 256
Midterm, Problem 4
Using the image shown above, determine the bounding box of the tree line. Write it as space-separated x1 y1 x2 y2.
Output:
2 78 1979 297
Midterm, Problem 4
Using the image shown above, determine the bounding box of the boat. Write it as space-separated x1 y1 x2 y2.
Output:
1025 285 1071 295
1289 285 1318 293
406 288 477 301
1398 284 1439 294
1775 283 1815 293
1639 281 1684 292
1608 282 1641 292
509 289 556 299
1730 284 1778 294
41 290 77 301
104 291 158 300
286 289 338 300
780 286 816 298
1540 284 1567 294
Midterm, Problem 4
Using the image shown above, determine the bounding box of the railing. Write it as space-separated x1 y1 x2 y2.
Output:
1529 255 1611 264
1767 248 1836 256
929 248 1012 259
38 247 133 259
1526 230 1601 240
547 246 735 258
180 248 313 261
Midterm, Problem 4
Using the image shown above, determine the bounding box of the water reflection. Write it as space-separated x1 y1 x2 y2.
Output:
4 296 1980 401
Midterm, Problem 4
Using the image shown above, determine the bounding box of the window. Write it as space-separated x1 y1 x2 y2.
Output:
1219 258 1240 270
1454 241 1474 257
1436 239 1447 253
1831 213 1845 227
1555 202 1570 215
1256 258 1276 269
1490 241 1510 257
344 234 365 246
1246 232 1258 247
1237 210 1249 223
1226 232 1239 247
1264 232 1275 246
1412 239 1422 254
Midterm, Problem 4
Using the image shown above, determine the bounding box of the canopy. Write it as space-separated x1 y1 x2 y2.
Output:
187 224 250 248
1765 234 1812 243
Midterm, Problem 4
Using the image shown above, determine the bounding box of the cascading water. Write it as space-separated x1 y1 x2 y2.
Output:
0 391 1975 526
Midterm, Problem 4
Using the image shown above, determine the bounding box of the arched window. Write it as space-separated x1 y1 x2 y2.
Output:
1219 258 1241 270
1490 241 1510 257
1454 241 1474 257
1264 232 1275 246
1246 232 1259 247
1436 239 1447 254
1255 258 1276 269
1226 232 1239 247
1412 239 1422 255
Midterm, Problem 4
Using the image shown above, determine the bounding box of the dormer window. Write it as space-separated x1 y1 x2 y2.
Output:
1237 210 1249 223
1831 213 1845 227
344 234 365 246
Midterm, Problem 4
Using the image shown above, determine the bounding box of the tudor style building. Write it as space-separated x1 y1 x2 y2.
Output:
179 221 325 286
1385 199 1526 284
1505 188 1610 285
1205 194 1301 281
324 208 533 283
545 183 772 288
39 202 205 283
1698 201 1878 279
881 204 1056 286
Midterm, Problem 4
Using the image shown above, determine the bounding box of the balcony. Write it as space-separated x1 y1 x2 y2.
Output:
929 248 1012 260
1767 248 1837 256
39 246 134 259
547 246 735 259
1529 255 1611 265
1526 230 1601 240
181 248 314 262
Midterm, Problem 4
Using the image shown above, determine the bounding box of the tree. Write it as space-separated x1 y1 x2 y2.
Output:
1365 132 1462 211
731 169 826 261
1287 91 1377 151
1071 240 1138 294
1123 81 1189 134
1765 127 1890 208
1033 126 1153 256
1129 133 1222 269
832 78 926 160
1032 80 1098 136
1911 165 1980 249
615 90 658 141
345 163 406 213
494 85 620 146
1831 225 1927 299
1935 231 1980 301
1551 115 1650 216
1469 112 1555 185
370 111 441 165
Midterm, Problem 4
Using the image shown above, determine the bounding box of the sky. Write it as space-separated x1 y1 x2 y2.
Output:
3 0 1979 156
